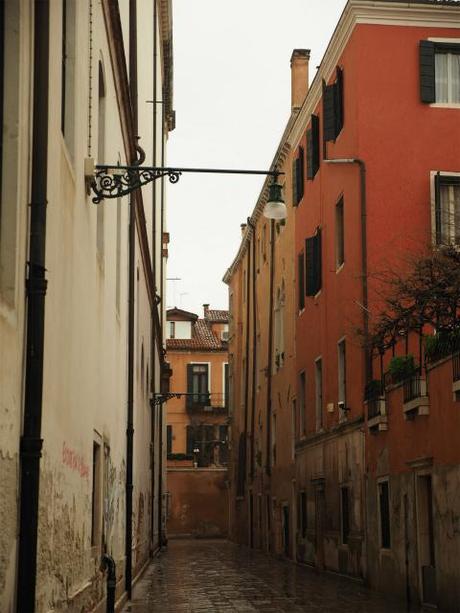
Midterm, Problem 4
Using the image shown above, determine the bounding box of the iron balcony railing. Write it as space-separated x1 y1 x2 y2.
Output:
403 375 423 404
453 352 460 383
425 333 460 366
186 392 228 411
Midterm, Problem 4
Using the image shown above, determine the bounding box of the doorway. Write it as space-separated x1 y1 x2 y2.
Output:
417 474 437 606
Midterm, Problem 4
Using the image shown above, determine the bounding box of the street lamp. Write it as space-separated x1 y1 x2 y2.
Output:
88 157 286 220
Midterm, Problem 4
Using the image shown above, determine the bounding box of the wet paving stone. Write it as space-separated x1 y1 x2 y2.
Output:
123 539 413 612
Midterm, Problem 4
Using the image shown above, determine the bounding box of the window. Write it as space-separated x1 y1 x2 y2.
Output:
378 480 391 549
434 174 460 245
335 198 344 268
299 371 306 435
219 425 228 465
305 228 322 296
306 115 320 180
186 364 209 408
298 252 305 311
292 147 304 206
167 425 173 454
420 40 460 104
323 67 344 143
315 358 323 431
274 283 285 370
61 0 76 156
341 486 350 545
186 425 194 455
169 321 176 339
338 339 347 412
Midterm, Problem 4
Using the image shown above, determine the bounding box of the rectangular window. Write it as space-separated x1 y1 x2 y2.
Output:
169 321 175 339
305 228 322 296
335 198 344 268
306 115 320 180
323 67 344 143
186 425 195 455
186 363 209 408
379 480 391 549
299 371 306 435
61 0 76 156
434 174 460 245
298 252 305 311
292 148 304 206
338 339 347 410
341 486 350 545
167 425 172 454
420 40 460 104
315 358 323 431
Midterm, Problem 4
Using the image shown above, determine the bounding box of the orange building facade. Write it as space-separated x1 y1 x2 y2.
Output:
165 305 229 538
226 1 460 610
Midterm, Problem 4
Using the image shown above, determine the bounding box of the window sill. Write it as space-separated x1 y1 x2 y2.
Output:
429 102 460 109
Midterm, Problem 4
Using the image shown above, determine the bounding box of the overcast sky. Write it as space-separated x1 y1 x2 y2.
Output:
166 0 348 316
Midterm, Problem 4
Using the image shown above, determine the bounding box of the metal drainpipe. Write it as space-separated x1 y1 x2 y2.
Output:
323 158 370 381
149 0 158 556
266 220 275 476
16 2 50 610
101 554 116 613
243 230 251 492
125 0 138 599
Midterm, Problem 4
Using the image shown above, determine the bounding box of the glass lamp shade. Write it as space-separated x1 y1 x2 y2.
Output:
263 181 287 220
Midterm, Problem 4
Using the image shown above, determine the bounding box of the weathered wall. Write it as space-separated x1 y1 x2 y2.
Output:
167 469 229 538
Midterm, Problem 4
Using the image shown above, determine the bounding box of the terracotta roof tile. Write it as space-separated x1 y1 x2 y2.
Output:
205 309 229 323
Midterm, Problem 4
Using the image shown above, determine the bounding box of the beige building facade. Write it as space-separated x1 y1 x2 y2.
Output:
0 1 173 611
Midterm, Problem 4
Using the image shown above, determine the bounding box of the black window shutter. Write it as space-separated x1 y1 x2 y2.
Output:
306 128 314 180
298 252 305 310
186 364 193 408
297 147 304 201
292 158 298 206
435 172 442 245
305 237 316 296
315 228 322 294
420 40 435 104
334 68 344 137
323 82 336 142
167 425 172 454
311 115 320 177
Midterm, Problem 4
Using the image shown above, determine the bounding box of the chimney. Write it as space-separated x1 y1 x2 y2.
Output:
290 49 310 111
203 303 210 318
240 223 247 237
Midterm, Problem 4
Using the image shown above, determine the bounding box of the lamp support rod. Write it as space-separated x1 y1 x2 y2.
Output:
91 164 283 203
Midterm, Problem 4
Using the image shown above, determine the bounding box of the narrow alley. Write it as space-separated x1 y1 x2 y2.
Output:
123 540 409 613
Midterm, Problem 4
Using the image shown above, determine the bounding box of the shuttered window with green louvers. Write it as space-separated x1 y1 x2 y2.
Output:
420 39 460 104
293 148 304 206
305 228 322 296
323 67 344 143
298 252 305 311
307 114 320 180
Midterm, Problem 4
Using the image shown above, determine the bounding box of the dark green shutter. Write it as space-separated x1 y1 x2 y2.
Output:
167 425 172 454
305 237 316 296
311 115 320 178
186 364 193 408
315 228 322 294
420 40 435 104
323 82 336 142
435 172 442 245
186 426 194 455
298 252 305 310
297 147 304 202
292 158 298 206
306 128 314 180
334 68 344 136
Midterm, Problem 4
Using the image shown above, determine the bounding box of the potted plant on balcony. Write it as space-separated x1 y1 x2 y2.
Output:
387 354 417 384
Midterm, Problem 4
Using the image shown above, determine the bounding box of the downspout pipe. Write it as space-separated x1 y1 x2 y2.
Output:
126 0 137 599
101 554 116 613
323 158 370 381
266 220 275 476
16 2 50 610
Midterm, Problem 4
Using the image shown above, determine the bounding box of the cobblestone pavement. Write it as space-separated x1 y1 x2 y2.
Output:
123 539 414 613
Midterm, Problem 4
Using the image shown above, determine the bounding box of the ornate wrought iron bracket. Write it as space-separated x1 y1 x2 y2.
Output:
151 392 185 407
91 164 284 204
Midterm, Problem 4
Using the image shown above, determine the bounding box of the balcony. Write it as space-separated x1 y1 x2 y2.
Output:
186 393 228 414
364 380 387 433
403 375 429 420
